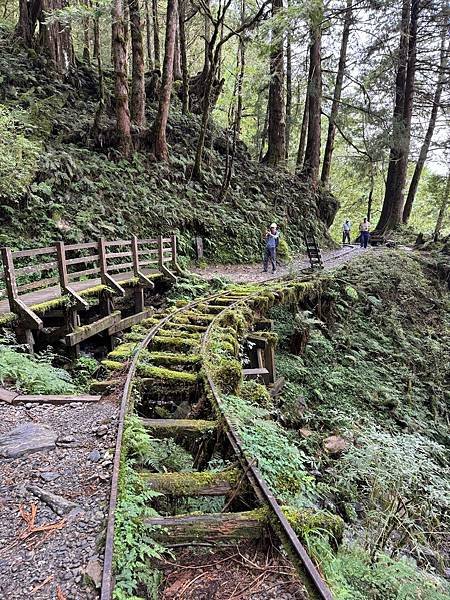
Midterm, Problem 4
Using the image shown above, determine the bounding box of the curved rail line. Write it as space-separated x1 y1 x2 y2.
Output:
101 247 359 600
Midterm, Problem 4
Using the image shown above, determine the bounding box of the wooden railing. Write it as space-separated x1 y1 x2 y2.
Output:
0 235 181 328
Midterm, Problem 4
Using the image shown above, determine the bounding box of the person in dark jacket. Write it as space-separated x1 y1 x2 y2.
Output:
263 223 279 273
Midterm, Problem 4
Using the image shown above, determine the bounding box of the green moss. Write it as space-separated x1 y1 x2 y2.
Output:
108 342 138 360
139 468 240 496
280 506 344 544
123 331 147 342
101 359 125 371
157 328 201 340
210 357 242 394
140 350 202 367
152 335 199 351
32 296 67 314
240 380 272 409
0 312 15 325
137 363 198 384
79 284 108 298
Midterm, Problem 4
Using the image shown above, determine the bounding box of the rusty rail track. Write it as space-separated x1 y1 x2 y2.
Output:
100 247 360 600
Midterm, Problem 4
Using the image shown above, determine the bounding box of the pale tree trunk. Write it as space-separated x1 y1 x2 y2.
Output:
173 18 182 80
320 0 352 186
376 0 419 234
83 4 90 64
152 0 178 160
262 0 285 166
285 27 292 160
91 8 105 136
296 84 309 170
128 0 146 127
112 0 132 155
301 22 322 185
144 0 153 70
152 0 161 68
433 172 450 241
179 0 189 113
403 33 449 223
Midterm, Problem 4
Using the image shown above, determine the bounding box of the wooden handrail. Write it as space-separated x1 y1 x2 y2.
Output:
0 235 181 326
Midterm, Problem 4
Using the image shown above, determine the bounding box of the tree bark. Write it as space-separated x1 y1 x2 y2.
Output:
38 0 74 75
151 0 178 160
320 0 352 186
112 0 132 155
433 172 450 242
375 0 419 234
285 27 292 160
173 17 182 80
402 33 449 223
178 0 189 114
144 0 153 70
16 0 41 47
152 0 161 68
296 85 309 171
301 22 322 185
82 1 90 65
128 0 146 128
262 0 285 167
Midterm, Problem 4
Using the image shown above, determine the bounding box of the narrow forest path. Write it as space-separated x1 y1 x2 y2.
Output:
192 245 368 283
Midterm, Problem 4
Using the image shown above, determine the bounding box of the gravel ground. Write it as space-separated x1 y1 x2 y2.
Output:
0 398 119 599
159 543 308 600
192 245 368 283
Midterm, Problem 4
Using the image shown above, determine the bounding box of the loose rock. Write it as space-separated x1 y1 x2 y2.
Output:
0 423 57 458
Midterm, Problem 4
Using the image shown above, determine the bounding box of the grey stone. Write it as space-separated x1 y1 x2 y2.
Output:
0 423 57 458
40 471 60 482
88 449 101 462
95 425 108 437
27 484 80 516
83 557 102 588
57 435 76 445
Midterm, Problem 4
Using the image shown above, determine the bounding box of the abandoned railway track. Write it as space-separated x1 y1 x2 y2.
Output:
99 260 355 598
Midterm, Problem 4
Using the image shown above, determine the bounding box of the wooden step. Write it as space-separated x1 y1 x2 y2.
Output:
65 312 121 346
11 394 101 405
140 468 240 497
243 367 269 377
141 418 216 439
144 510 264 542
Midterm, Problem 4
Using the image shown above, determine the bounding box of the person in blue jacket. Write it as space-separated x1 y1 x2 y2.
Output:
263 223 279 273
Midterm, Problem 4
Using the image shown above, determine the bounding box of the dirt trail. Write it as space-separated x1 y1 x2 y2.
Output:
192 245 368 284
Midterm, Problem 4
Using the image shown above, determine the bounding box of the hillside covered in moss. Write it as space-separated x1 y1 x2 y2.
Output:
0 28 332 263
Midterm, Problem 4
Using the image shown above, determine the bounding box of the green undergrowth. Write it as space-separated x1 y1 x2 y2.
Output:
271 251 450 598
0 344 77 394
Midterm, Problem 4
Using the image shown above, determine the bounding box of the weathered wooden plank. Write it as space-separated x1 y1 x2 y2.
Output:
12 247 55 259
140 469 239 497
107 308 154 335
13 394 101 404
141 418 216 439
242 368 269 376
145 511 264 542
65 311 121 346
16 276 60 294
65 254 99 266
65 242 98 251
0 388 20 403
15 261 58 277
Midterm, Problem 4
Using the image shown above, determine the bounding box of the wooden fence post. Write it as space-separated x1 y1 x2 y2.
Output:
55 241 69 291
0 246 19 313
98 238 125 297
157 235 177 281
131 235 140 277
171 234 183 274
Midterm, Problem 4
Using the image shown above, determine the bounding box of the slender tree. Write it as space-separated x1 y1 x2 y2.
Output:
434 171 450 241
144 0 154 70
152 0 161 68
128 0 146 127
112 0 132 155
178 0 189 113
301 16 322 185
262 0 286 166
403 28 450 223
320 0 353 186
296 90 309 170
151 0 178 160
375 0 419 234
285 26 292 160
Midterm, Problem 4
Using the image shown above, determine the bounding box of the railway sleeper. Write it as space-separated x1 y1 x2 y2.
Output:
150 335 200 352
140 468 242 497
138 350 202 371
140 418 216 441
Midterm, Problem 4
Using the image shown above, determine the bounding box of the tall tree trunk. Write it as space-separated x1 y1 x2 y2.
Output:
202 3 211 77
433 172 450 241
262 0 285 166
296 84 309 170
173 18 182 80
83 1 91 65
128 0 146 127
402 33 449 223
144 0 154 70
301 22 322 185
320 0 352 186
16 0 41 47
112 0 132 155
258 101 269 162
152 0 178 160
38 0 74 75
178 0 189 114
375 0 419 234
92 12 105 137
152 0 161 68
285 27 292 160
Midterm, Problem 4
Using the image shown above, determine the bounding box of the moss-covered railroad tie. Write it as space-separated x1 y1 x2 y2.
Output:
139 468 241 497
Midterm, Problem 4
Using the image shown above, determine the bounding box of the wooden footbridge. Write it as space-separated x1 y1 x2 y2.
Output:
0 235 182 352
